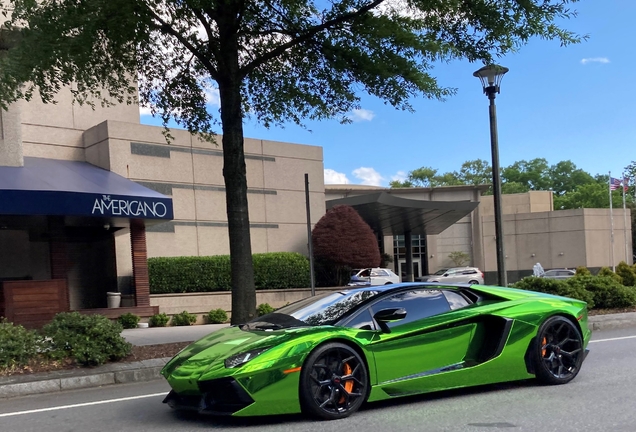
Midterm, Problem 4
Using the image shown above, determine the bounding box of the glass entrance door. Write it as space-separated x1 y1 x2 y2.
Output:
398 259 421 281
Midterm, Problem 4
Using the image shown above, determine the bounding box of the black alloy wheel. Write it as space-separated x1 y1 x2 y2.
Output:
534 315 584 385
299 342 368 420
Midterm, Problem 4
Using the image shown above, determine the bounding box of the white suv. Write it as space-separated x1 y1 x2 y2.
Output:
348 268 400 286
417 267 484 285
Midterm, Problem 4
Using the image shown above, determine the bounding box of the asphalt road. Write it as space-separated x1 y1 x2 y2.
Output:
2 328 636 432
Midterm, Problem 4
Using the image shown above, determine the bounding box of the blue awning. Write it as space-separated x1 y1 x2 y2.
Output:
0 157 173 220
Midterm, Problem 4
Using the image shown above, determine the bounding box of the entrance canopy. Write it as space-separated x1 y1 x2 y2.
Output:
326 192 478 236
0 157 173 220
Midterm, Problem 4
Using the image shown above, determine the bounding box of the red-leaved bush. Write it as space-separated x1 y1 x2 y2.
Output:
312 205 381 275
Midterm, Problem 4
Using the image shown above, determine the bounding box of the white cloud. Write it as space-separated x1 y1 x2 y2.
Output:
139 105 153 116
203 87 220 107
391 170 408 182
324 169 350 184
348 108 375 122
353 167 385 186
580 57 610 65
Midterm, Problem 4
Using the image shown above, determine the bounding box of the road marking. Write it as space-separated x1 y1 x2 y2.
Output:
590 335 636 344
0 392 166 418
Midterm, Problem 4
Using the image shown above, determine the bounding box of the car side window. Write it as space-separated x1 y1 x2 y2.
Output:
462 270 477 275
443 290 471 310
375 269 389 276
343 309 376 331
371 290 450 328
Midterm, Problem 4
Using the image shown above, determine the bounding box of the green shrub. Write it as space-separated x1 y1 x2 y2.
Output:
513 277 595 308
171 311 197 326
207 309 228 324
569 276 636 309
598 267 623 284
575 266 591 277
616 261 636 286
257 303 275 316
41 312 131 366
149 252 310 294
253 253 311 289
149 312 170 327
0 320 41 368
117 313 140 329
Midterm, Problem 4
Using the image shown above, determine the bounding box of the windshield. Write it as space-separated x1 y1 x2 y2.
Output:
433 269 449 275
244 289 379 330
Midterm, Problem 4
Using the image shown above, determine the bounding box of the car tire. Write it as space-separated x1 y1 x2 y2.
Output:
468 280 479 285
384 282 392 285
533 315 584 385
299 342 369 420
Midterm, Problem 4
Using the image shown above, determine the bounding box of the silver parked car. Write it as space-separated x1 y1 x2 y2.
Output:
416 266 485 285
540 268 576 279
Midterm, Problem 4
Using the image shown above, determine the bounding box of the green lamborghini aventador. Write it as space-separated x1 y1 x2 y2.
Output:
161 282 591 420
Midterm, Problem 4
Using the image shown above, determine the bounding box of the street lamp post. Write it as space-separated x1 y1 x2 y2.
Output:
473 65 509 287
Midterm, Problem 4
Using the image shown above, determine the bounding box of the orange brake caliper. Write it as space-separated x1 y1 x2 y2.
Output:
339 363 354 404
541 337 547 357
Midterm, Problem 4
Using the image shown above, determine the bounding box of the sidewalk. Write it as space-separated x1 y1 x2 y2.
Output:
1 314 635 400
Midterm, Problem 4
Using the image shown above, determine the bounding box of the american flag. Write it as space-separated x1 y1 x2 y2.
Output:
610 177 621 190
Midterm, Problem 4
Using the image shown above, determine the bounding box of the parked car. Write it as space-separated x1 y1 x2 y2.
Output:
540 268 576 279
348 268 400 286
416 266 484 284
162 282 590 420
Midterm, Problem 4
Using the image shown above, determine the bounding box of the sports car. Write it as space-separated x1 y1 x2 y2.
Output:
161 282 590 420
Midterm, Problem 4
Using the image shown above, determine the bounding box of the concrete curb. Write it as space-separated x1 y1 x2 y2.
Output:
1 312 635 400
0 358 170 399
588 312 636 332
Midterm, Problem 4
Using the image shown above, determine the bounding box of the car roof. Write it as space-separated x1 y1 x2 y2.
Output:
341 282 470 296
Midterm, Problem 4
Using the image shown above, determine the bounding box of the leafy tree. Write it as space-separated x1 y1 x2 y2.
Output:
0 0 584 323
392 167 440 188
457 159 492 186
312 205 380 285
501 158 551 191
553 182 623 210
548 160 595 196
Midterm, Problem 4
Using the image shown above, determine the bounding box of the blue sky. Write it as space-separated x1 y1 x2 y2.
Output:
140 0 635 187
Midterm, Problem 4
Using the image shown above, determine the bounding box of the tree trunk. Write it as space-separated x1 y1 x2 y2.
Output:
217 11 256 325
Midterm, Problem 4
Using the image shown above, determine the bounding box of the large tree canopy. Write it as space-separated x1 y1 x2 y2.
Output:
0 0 584 323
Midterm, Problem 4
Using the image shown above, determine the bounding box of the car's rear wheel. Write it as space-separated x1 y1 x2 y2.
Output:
468 280 479 284
299 342 368 420
534 315 584 385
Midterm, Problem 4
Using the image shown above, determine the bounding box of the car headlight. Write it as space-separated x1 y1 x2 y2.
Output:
224 347 271 368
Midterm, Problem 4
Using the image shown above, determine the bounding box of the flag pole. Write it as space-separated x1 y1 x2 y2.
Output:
623 174 629 265
609 171 615 271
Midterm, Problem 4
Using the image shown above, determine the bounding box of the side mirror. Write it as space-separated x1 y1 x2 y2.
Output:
443 273 449 277
373 308 407 333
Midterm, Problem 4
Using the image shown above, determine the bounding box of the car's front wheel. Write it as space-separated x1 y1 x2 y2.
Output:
299 342 368 420
533 315 584 385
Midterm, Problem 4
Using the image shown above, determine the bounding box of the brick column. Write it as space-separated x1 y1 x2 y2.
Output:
130 219 150 306
48 216 70 310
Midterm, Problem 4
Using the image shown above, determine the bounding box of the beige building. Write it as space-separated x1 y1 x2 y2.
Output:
0 86 631 327
326 186 632 283
0 90 324 327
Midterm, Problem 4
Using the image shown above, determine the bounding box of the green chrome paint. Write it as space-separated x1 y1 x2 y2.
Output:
162 284 591 417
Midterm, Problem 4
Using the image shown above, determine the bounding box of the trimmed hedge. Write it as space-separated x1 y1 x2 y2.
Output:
149 252 310 294
512 277 595 308
513 274 636 310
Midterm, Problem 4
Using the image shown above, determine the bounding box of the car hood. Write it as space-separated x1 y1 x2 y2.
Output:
161 325 307 380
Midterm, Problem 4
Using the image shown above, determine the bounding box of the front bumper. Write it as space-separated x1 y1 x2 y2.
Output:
163 377 254 416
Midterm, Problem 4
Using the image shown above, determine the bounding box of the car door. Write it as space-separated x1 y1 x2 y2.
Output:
443 269 462 283
364 289 476 393
370 269 390 285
